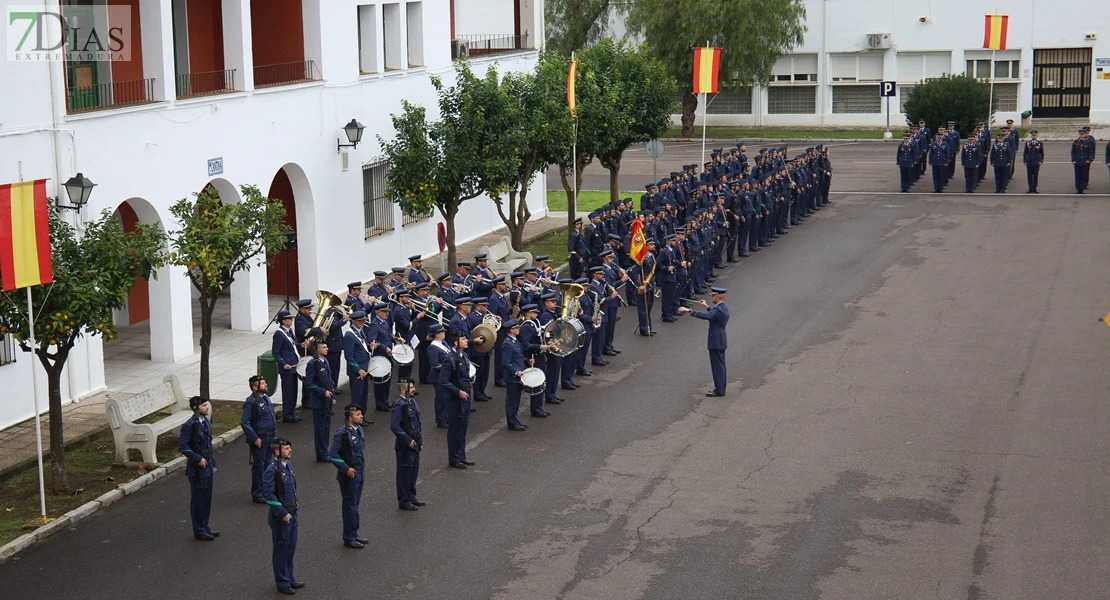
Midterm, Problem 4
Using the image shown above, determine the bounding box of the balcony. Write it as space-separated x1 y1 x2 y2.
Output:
175 69 238 99
453 34 532 59
67 78 157 113
254 60 318 88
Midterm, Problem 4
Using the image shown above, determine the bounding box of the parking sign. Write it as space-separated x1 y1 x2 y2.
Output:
880 81 896 97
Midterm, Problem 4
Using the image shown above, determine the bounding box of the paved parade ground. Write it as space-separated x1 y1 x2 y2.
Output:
5 140 1110 599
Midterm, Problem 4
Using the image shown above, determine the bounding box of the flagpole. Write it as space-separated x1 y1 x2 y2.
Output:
571 51 578 223
987 49 996 129
27 286 48 522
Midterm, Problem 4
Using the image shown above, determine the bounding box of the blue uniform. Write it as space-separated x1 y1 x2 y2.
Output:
960 144 981 193
468 309 491 398
241 392 277 502
896 141 917 192
344 326 372 414
304 356 336 461
1072 139 1093 192
390 394 423 505
178 414 216 538
501 334 527 428
262 458 299 592
489 292 511 386
538 308 562 401
437 348 472 466
690 302 730 395
322 308 346 378
518 318 546 416
272 326 300 421
328 423 365 544
629 253 657 335
1023 139 1044 192
928 141 949 192
990 141 1013 193
365 315 394 411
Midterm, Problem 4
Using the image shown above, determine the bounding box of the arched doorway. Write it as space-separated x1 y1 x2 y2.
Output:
265 163 317 298
116 202 150 325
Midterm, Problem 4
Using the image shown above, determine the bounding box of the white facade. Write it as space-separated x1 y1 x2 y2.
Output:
0 0 543 429
618 0 1110 126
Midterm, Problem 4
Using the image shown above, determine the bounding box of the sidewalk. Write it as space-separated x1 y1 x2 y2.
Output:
0 215 565 477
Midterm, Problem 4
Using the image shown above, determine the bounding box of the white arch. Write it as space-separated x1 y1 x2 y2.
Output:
279 162 318 296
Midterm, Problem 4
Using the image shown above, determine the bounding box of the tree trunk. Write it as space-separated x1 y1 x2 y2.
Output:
444 203 459 273
607 159 621 204
198 294 217 399
681 89 699 137
500 191 526 251
43 358 66 492
515 182 532 250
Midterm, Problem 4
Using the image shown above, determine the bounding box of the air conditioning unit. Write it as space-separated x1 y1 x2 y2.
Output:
866 33 892 49
451 39 470 59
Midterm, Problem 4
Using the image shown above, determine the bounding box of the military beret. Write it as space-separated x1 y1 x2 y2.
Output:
295 299 312 308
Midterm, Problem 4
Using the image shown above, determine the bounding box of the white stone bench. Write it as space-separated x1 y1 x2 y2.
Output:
104 375 193 465
480 235 532 274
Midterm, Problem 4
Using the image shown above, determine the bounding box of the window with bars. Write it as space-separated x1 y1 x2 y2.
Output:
402 206 433 227
705 90 753 114
992 83 1019 111
363 160 394 239
767 86 816 114
0 333 17 366
898 85 915 113
832 85 881 114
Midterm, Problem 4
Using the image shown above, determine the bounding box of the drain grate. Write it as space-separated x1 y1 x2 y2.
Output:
1040 207 1072 212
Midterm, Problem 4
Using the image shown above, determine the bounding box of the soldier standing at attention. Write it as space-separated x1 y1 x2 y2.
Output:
1023 130 1044 193
896 131 917 193
961 139 980 193
179 396 218 541
990 132 1013 193
440 333 475 469
242 375 278 504
391 379 426 509
304 336 337 461
262 439 304 595
1073 129 1094 193
677 287 731 397
272 311 301 423
928 132 949 193
328 404 368 547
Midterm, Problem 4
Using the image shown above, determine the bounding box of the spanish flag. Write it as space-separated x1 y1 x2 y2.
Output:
0 179 53 291
983 15 1009 51
693 47 721 94
567 57 578 118
629 218 648 266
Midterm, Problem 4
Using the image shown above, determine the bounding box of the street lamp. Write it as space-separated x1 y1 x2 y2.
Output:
337 119 365 152
58 172 96 211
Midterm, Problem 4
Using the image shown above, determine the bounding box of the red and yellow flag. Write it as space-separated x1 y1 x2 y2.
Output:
692 47 721 94
0 179 53 291
629 218 648 265
983 15 1009 50
567 58 578 117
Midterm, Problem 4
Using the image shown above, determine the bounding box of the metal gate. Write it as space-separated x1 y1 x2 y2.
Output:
1032 48 1092 118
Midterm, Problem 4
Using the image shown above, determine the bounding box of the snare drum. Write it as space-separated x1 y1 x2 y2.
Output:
368 356 392 383
520 367 546 395
391 343 415 366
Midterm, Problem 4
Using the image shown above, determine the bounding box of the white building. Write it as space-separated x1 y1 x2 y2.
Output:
613 0 1110 127
0 0 543 429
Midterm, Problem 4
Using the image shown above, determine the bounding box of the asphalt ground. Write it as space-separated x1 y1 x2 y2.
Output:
4 142 1110 599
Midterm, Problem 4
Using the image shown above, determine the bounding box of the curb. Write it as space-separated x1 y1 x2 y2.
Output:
661 137 879 144
0 422 246 565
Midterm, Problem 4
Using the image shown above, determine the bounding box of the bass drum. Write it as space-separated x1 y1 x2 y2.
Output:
542 317 586 357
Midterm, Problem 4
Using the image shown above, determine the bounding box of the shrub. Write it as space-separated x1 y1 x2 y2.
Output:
903 74 994 136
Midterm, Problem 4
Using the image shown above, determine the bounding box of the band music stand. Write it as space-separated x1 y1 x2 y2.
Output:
262 230 297 335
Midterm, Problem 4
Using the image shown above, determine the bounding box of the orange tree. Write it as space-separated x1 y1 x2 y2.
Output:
166 185 286 399
0 206 166 491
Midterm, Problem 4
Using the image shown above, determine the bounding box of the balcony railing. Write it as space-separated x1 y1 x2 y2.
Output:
254 60 318 88
176 68 237 99
453 34 532 59
67 78 156 113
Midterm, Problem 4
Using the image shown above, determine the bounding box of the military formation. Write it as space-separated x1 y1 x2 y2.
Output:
176 143 835 595
897 120 1110 194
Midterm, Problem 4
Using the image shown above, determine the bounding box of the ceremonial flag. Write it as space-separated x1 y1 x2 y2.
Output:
629 218 648 265
983 15 1009 50
692 47 721 94
567 57 578 117
0 179 53 291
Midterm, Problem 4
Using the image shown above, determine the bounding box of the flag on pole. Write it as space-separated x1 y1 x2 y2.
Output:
692 47 721 94
629 219 648 265
567 58 578 118
983 15 1009 50
0 179 53 291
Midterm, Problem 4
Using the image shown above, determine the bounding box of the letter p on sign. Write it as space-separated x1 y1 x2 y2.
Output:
880 81 896 97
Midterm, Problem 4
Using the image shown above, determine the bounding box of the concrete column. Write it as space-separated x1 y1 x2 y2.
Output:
150 264 194 361
142 0 174 101
230 263 269 331
222 0 253 90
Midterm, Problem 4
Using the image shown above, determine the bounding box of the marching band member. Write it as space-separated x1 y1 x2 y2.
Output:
272 311 302 423
517 304 549 419
366 302 395 412
489 276 512 388
468 297 494 401
500 320 529 431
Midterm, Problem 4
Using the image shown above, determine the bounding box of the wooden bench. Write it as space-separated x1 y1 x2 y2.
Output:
104 375 193 464
480 235 532 274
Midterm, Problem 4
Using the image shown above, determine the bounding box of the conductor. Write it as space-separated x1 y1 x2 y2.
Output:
677 287 731 397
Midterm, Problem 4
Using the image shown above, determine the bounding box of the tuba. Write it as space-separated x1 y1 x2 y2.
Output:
306 290 345 347
542 283 587 357
557 282 585 318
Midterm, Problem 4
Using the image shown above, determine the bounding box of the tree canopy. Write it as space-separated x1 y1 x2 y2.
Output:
167 184 287 399
624 0 807 136
0 207 166 491
545 0 615 56
902 74 994 138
